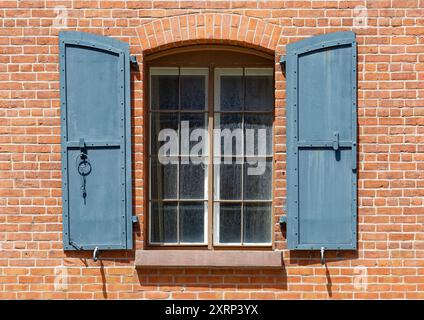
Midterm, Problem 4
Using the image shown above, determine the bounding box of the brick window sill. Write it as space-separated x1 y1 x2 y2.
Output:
135 250 283 268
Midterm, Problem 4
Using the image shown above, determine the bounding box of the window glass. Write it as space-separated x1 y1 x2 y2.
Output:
216 203 242 244
243 158 273 200
179 202 207 243
181 75 206 110
214 158 242 200
220 75 243 111
151 74 179 110
245 75 274 111
150 157 178 199
180 162 207 199
244 114 273 156
243 203 272 243
150 202 178 243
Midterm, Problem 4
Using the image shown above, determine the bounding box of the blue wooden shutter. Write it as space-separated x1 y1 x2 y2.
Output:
59 32 132 250
283 31 357 250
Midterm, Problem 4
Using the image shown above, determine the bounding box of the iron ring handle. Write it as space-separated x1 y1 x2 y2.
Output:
77 159 92 176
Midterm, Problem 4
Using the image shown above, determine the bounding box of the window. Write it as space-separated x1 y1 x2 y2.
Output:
148 48 274 247
213 68 273 245
149 67 209 245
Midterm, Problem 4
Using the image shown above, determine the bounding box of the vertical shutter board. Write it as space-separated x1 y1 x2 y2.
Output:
286 31 357 250
59 32 132 250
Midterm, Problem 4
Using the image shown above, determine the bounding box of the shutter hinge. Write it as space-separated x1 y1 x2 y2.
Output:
279 215 287 225
280 55 286 75
130 55 137 65
130 55 139 71
132 215 139 224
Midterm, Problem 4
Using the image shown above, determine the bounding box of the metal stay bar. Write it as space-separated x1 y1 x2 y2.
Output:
296 141 353 148
66 140 121 148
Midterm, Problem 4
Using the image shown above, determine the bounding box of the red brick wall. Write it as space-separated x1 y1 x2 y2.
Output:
1 0 424 299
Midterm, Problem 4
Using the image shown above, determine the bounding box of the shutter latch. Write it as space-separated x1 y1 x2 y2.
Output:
332 131 339 151
77 138 91 205
79 138 86 152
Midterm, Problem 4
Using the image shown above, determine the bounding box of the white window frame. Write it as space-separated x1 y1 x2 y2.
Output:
213 67 274 247
148 66 274 247
149 67 209 246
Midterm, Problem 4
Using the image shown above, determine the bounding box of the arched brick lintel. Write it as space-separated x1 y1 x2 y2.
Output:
136 13 283 55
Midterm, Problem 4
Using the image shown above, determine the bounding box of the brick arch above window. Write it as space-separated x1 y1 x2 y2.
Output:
135 13 284 55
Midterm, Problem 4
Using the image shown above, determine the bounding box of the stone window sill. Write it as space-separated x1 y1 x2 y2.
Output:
135 250 283 268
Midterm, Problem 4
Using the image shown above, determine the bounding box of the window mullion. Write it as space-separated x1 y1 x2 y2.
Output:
177 68 181 244
208 65 214 249
241 67 246 246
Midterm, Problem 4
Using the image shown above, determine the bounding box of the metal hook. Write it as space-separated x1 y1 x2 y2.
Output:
320 247 325 265
93 246 99 262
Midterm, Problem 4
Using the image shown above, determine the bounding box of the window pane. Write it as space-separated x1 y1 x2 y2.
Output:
215 114 243 157
220 76 243 111
180 162 206 199
243 203 272 243
244 158 272 200
244 114 273 156
216 203 241 244
150 157 177 199
245 75 274 111
151 75 179 110
214 158 242 200
179 202 206 243
180 113 207 155
150 113 179 155
181 75 206 110
151 202 178 243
